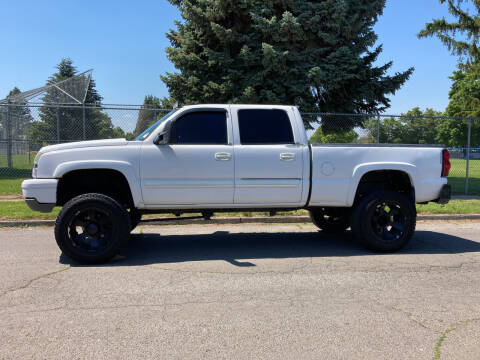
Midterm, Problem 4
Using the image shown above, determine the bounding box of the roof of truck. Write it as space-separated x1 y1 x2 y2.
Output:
180 104 296 110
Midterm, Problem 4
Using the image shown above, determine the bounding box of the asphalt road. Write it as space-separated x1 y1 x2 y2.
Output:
1 221 480 359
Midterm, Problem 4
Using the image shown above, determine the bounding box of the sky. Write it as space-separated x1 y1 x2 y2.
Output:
0 0 460 115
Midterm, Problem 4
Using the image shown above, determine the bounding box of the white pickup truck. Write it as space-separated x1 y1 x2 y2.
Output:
22 105 451 263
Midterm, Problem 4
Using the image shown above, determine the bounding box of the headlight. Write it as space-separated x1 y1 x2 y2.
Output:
32 152 43 178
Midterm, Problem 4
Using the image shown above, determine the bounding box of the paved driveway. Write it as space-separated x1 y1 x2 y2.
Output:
1 221 480 359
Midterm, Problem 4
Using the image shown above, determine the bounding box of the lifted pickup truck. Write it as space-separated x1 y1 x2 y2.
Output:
22 105 451 263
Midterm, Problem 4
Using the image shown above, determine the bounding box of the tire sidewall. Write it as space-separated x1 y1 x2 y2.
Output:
55 193 131 264
353 191 416 252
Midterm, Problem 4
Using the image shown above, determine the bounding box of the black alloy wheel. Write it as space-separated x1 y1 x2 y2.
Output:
370 201 407 242
55 193 131 264
351 190 416 252
68 208 114 254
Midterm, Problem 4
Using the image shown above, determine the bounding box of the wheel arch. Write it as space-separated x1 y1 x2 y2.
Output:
55 161 141 207
347 163 417 206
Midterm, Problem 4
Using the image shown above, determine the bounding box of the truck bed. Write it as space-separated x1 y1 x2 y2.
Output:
309 144 447 207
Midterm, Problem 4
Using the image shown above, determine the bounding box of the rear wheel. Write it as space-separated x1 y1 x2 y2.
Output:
351 190 416 252
54 193 131 264
309 207 350 233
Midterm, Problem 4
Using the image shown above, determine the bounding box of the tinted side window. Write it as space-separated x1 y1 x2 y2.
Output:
238 109 294 145
171 111 227 145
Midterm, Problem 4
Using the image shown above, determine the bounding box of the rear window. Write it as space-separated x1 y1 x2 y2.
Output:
238 109 294 145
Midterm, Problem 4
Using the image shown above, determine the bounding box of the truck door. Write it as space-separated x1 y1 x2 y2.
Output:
232 107 306 205
140 109 235 206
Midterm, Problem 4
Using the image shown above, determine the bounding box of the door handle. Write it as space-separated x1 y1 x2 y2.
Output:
280 153 295 162
215 152 232 161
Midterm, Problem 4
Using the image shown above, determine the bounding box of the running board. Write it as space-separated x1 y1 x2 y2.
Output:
139 213 213 224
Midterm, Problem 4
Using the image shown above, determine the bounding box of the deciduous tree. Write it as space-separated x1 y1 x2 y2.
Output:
134 96 176 137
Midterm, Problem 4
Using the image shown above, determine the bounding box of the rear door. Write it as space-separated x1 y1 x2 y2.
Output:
232 107 305 205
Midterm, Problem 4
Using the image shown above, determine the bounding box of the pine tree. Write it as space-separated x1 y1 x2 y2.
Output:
162 0 413 132
30 58 121 144
418 0 480 66
2 87 32 140
418 0 480 146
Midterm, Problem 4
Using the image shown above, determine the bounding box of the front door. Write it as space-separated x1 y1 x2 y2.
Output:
140 109 234 206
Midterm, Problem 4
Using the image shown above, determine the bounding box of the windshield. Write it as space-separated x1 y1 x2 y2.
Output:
135 109 178 141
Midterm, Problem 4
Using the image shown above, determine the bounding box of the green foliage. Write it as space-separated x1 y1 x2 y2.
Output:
309 127 358 143
436 63 480 146
2 87 33 140
418 0 480 65
30 58 123 144
418 1 480 146
162 0 413 130
134 96 175 137
125 132 136 141
364 107 443 144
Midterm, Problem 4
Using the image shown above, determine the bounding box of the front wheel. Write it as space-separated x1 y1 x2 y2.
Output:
351 190 416 252
54 193 131 264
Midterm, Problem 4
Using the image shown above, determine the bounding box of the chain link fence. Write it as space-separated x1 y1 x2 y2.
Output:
0 103 479 196
304 113 480 196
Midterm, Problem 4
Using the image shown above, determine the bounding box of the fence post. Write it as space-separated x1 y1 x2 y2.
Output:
56 107 60 143
27 116 30 165
82 104 86 140
6 100 12 168
377 115 380 143
465 118 472 195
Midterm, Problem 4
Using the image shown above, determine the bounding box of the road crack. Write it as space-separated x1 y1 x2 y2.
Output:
389 305 430 329
0 266 71 299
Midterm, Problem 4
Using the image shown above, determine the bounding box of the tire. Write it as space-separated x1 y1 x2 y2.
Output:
309 207 350 233
54 193 131 264
351 190 416 252
129 209 142 231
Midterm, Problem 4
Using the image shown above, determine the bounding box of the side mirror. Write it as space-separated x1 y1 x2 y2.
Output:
153 131 169 145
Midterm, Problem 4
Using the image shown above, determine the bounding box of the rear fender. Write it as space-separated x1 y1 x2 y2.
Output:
347 162 417 206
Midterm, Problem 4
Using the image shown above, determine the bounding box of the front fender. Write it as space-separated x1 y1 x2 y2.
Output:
346 162 418 206
53 160 142 207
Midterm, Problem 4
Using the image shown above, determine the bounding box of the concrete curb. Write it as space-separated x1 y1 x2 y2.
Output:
1 214 480 228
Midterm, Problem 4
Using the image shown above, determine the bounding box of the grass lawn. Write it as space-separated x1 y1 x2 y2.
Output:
0 200 478 221
0 153 34 170
448 158 480 195
416 200 480 214
0 178 27 195
0 153 34 195
0 202 60 220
